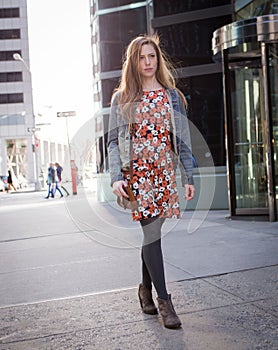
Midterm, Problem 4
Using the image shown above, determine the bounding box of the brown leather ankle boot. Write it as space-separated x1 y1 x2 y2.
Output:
138 284 158 315
157 294 182 329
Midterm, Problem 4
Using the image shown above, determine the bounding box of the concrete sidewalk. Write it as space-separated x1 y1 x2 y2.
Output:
0 266 277 350
0 189 277 349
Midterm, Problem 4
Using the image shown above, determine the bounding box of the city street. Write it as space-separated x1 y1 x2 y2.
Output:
0 186 277 349
0 186 144 306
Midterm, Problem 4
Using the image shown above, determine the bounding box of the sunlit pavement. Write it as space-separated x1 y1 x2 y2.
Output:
0 186 277 349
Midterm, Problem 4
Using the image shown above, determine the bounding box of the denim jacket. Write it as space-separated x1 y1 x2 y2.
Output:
107 88 194 186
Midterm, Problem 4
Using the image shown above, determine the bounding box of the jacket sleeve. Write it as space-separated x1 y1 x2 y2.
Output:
50 168 56 183
107 94 124 186
178 94 194 186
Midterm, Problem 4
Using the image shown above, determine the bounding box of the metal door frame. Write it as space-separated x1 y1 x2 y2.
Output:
261 42 277 221
212 15 278 221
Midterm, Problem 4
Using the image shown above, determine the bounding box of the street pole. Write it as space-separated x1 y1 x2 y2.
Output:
13 53 41 191
65 116 72 160
57 111 77 195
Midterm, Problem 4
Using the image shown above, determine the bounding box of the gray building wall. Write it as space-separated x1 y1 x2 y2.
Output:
0 0 35 182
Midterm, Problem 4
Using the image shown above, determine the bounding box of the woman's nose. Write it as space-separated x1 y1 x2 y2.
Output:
145 57 150 65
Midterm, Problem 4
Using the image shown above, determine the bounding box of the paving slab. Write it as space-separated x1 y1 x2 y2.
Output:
0 267 277 350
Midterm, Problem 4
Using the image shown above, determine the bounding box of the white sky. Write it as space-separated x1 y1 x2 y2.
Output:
26 0 94 136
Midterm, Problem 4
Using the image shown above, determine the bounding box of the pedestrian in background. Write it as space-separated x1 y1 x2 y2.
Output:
7 170 17 192
45 163 63 199
108 34 194 329
45 163 55 199
55 162 69 196
52 163 63 198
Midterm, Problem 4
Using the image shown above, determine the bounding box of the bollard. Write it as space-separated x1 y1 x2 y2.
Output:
70 160 77 195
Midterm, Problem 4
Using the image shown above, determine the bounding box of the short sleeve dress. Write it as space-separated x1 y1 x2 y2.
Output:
129 88 181 221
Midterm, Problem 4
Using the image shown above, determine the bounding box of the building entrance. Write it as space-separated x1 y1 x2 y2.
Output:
6 138 28 180
228 52 269 215
213 15 278 221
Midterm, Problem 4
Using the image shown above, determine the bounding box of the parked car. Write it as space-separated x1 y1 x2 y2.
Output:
0 175 8 191
0 178 5 191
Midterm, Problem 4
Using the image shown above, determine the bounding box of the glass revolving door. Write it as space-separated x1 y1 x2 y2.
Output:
268 43 278 218
229 55 268 214
212 15 278 221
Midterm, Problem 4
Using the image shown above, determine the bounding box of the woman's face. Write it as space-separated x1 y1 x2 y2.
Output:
138 43 158 80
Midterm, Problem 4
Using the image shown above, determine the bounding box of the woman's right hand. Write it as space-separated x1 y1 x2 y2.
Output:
112 180 129 198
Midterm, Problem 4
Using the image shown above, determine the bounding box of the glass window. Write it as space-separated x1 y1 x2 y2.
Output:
95 114 102 132
0 113 25 125
0 72 22 82
6 139 28 179
99 8 146 41
0 29 20 40
98 0 143 10
0 93 24 104
101 78 120 108
229 59 268 209
235 0 278 19
178 73 225 166
157 16 231 67
0 50 21 61
93 81 101 104
99 41 125 72
99 7 147 72
153 0 231 17
96 136 104 173
0 8 19 18
268 43 278 209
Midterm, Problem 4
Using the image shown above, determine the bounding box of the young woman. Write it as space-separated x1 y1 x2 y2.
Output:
7 170 17 192
45 163 63 199
55 162 70 196
108 34 195 329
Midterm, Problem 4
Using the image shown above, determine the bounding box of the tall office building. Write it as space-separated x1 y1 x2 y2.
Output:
90 0 152 173
0 0 35 184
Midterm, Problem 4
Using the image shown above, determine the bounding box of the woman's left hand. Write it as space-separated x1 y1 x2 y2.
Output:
185 184 195 201
112 180 129 198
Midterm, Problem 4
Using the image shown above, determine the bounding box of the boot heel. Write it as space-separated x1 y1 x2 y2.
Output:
157 294 181 329
138 284 158 315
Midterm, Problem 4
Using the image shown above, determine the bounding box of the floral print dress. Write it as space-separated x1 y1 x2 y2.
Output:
130 88 181 221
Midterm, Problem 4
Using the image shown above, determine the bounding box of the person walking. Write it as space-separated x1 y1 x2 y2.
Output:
45 163 56 199
45 163 63 199
108 34 195 329
7 170 17 192
52 163 63 198
55 162 69 196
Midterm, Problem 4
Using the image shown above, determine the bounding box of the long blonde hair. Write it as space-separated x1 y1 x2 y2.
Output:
113 34 186 122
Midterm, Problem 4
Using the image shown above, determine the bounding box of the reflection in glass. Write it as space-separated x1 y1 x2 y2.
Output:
235 0 278 20
99 8 147 72
154 0 230 17
98 0 142 11
179 73 225 166
6 139 28 179
158 16 231 67
268 43 278 212
230 60 268 209
102 78 121 108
